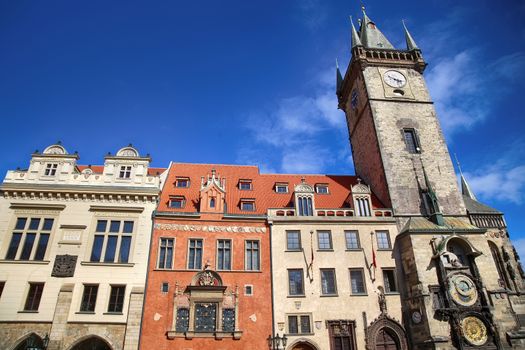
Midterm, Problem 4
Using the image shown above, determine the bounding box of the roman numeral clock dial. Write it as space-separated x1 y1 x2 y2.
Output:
383 70 407 88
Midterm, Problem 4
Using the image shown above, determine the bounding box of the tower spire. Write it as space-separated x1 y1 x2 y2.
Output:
402 20 419 51
359 7 394 49
454 154 477 200
350 16 362 48
336 58 343 95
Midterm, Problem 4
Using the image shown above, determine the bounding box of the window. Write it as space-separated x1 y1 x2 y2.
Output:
240 199 255 211
176 308 190 332
355 197 371 216
161 282 169 293
80 284 98 312
345 231 360 250
317 231 333 250
24 282 44 311
195 302 217 332
44 163 58 176
244 285 253 296
350 269 366 294
169 196 185 209
321 269 337 295
288 314 311 334
157 238 174 269
286 231 302 251
383 269 398 293
297 196 313 216
328 320 356 350
376 231 391 250
245 240 260 270
239 180 252 190
188 239 203 270
5 217 53 261
108 285 125 313
275 183 289 193
175 177 190 188
210 197 216 208
119 166 132 179
288 269 304 296
316 184 329 194
90 220 134 263
403 128 420 153
0 281 4 299
217 240 231 270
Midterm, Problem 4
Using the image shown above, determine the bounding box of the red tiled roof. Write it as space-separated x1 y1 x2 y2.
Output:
157 163 386 215
76 165 166 176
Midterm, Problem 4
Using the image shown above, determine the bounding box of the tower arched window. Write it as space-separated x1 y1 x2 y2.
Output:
210 197 216 208
489 242 510 289
297 196 313 216
355 197 371 217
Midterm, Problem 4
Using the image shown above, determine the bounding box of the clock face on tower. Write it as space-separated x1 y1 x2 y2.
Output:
461 316 488 346
448 274 478 307
383 70 407 88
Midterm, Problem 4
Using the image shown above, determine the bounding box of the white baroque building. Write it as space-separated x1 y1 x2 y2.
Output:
0 143 165 350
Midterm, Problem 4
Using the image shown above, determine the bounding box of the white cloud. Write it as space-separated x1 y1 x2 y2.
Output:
466 165 525 205
512 238 525 262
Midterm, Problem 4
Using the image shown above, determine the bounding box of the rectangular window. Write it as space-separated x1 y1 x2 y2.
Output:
297 196 314 216
288 269 304 296
315 184 329 194
286 231 301 251
90 220 133 263
240 199 255 211
317 231 332 250
175 177 190 188
275 183 289 193
195 302 217 332
158 238 174 269
320 269 337 295
176 308 190 333
244 285 253 296
188 239 203 270
287 314 311 334
345 231 360 249
239 180 252 190
5 217 54 261
161 282 169 293
44 163 58 176
24 282 44 311
376 231 391 250
245 240 260 270
383 269 398 293
169 196 185 208
403 128 420 153
80 284 98 312
350 269 366 294
0 281 5 299
217 239 231 270
108 285 125 313
355 197 372 216
119 166 132 179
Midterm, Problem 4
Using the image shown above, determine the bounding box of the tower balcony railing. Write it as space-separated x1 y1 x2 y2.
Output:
267 208 392 218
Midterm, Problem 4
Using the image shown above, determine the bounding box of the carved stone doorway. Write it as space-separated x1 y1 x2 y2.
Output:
375 328 399 350
70 336 112 350
290 342 316 350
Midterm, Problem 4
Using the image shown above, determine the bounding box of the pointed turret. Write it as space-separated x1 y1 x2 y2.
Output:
402 20 419 51
454 154 477 200
359 7 394 49
350 16 362 48
336 59 343 95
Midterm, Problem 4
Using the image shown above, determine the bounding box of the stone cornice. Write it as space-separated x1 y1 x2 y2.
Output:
10 202 66 210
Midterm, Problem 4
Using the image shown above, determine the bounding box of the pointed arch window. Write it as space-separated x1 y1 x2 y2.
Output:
489 242 510 289
297 196 313 216
355 197 371 217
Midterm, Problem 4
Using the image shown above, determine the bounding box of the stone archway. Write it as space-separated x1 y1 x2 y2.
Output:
366 314 408 350
69 336 112 350
375 327 400 350
290 342 317 350
13 333 44 350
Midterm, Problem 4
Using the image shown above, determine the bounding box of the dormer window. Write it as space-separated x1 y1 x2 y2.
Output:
239 180 252 190
119 166 132 179
297 196 313 216
275 183 289 193
44 164 58 176
315 184 329 194
169 196 186 209
240 199 255 211
210 197 216 208
352 180 372 217
175 177 190 188
355 197 371 216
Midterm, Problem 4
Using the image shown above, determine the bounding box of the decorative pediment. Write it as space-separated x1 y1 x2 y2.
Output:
351 178 371 195
43 143 68 155
116 145 140 157
201 169 225 193
190 269 223 287
294 178 314 193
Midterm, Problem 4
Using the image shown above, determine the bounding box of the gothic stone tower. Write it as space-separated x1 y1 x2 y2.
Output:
338 9 524 350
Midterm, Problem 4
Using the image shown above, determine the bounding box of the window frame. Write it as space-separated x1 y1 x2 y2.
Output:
275 183 289 193
107 285 126 313
286 314 312 335
297 196 314 216
24 282 44 312
0 281 5 299
317 230 333 250
382 268 398 294
349 268 367 295
216 239 232 271
175 177 190 188
89 219 135 264
187 238 203 270
376 231 392 250
157 237 175 269
287 269 305 296
44 163 58 176
344 230 361 250
240 199 256 212
80 284 99 313
118 165 132 179
403 128 421 154
168 196 186 209
238 179 253 190
315 183 329 194
5 216 54 261
286 230 302 251
320 268 338 296
245 240 260 271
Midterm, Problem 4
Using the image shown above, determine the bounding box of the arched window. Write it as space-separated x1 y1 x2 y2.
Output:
210 197 216 208
298 197 313 216
446 238 473 270
489 242 510 289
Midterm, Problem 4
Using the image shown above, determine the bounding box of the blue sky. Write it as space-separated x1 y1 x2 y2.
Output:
1 1 525 249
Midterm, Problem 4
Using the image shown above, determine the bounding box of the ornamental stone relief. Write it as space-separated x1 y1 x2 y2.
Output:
154 223 266 233
51 255 78 277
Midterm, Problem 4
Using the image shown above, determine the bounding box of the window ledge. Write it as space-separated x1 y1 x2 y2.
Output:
0 260 50 265
81 261 134 267
286 333 315 336
76 311 95 315
285 249 302 252
377 248 393 251
167 330 243 340
385 292 400 295
287 295 306 298
345 248 363 252
320 294 339 297
103 312 124 315
350 293 368 296
317 249 334 252
18 310 39 313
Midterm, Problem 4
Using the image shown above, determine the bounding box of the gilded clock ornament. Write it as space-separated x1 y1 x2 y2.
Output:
383 70 407 88
448 274 478 307
461 316 488 346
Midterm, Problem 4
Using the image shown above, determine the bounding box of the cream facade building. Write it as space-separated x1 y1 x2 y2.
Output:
0 143 164 350
269 179 408 350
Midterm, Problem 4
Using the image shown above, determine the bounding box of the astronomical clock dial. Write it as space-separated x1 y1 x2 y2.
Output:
461 316 488 346
448 274 478 307
383 70 407 88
